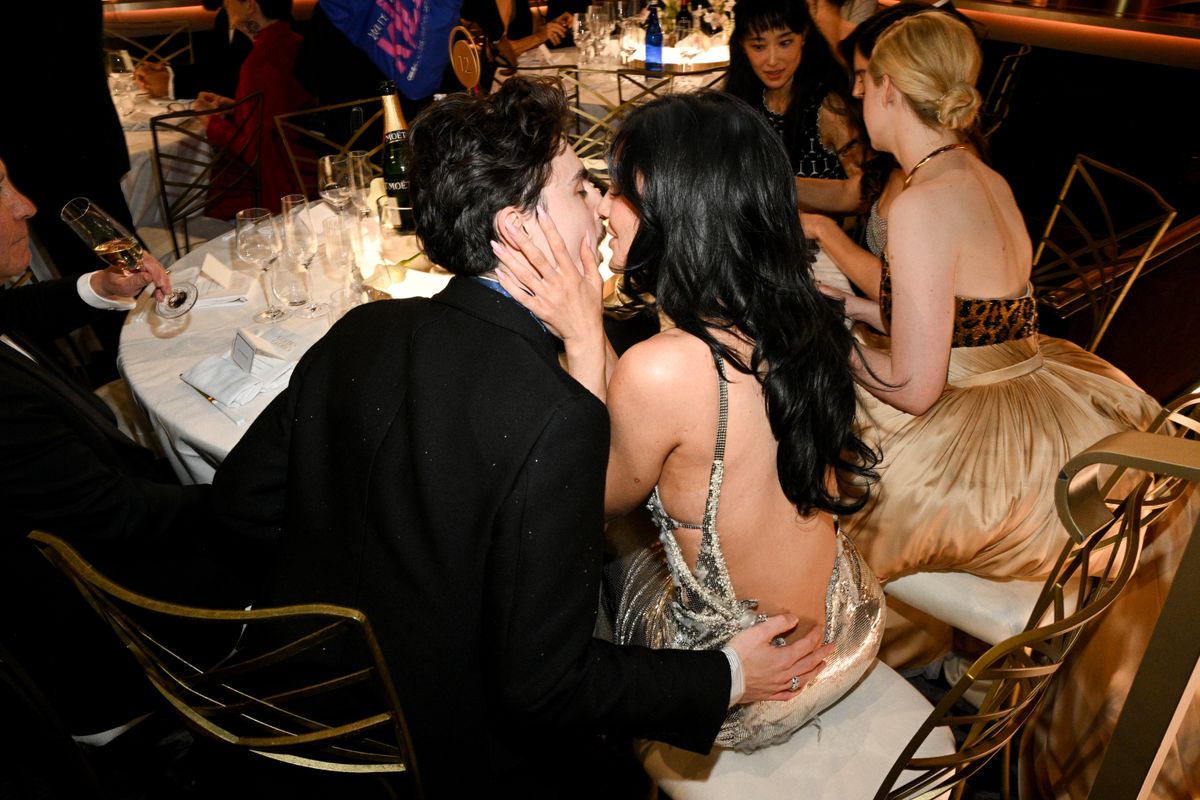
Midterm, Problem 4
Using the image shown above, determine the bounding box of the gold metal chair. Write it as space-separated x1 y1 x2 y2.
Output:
149 91 263 260
28 530 423 796
104 19 194 66
977 44 1031 141
873 421 1191 800
274 97 385 200
1032 154 1177 352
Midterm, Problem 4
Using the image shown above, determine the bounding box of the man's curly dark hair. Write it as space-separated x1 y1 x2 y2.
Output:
408 78 569 276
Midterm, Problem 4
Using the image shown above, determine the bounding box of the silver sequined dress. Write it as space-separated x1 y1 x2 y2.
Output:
611 354 885 752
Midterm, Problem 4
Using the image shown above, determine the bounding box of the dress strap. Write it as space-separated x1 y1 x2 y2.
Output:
701 351 730 532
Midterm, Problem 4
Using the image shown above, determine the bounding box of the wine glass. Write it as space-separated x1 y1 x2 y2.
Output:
280 195 327 318
60 197 197 319
675 19 700 69
317 155 352 216
234 208 288 323
323 216 355 282
587 6 612 60
619 19 643 64
270 254 315 315
347 150 374 218
573 15 592 64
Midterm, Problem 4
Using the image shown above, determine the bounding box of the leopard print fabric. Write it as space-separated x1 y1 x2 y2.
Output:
878 258 1037 347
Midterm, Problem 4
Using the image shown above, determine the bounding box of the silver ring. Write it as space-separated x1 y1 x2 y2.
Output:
771 636 787 647
790 675 802 692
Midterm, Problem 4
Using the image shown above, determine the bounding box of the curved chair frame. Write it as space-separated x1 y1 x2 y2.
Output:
978 44 1031 141
104 19 195 66
874 432 1164 800
1032 154 1177 352
274 97 385 201
29 531 422 795
150 91 264 259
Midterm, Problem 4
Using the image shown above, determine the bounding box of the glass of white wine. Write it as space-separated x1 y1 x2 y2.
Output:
60 197 197 318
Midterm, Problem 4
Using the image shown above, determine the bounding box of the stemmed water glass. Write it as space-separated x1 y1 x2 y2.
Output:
317 155 352 216
675 19 701 69
60 197 197 319
619 19 643 64
279 194 327 318
587 5 612 60
235 208 288 323
573 15 592 63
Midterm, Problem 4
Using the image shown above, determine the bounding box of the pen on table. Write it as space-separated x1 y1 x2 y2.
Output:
179 377 245 427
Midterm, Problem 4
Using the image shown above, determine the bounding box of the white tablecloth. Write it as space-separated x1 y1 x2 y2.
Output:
117 203 450 484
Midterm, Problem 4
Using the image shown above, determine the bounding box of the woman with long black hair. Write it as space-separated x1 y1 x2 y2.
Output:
724 0 865 212
492 91 884 752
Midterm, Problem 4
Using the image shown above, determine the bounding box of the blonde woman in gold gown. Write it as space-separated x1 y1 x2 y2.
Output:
820 12 1162 665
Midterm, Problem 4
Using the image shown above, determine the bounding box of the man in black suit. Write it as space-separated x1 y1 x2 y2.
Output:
212 78 823 794
0 158 217 735
5 4 139 374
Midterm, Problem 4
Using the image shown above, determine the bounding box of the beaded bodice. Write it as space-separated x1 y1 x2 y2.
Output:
878 259 1038 347
761 90 847 180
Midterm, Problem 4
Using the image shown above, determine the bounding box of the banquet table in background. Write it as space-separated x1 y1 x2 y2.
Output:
117 93 209 233
117 207 450 484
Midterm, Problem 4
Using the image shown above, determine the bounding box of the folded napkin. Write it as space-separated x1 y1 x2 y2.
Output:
195 273 253 308
181 352 296 408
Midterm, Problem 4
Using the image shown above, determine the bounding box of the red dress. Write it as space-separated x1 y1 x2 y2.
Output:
206 20 313 219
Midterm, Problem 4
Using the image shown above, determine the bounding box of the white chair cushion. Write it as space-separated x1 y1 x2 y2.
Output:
640 660 954 800
885 572 1067 646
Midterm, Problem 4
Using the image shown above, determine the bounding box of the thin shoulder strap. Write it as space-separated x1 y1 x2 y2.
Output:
711 352 729 465
698 350 730 532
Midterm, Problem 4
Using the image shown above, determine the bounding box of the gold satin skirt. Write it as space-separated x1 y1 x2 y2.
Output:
844 334 1162 582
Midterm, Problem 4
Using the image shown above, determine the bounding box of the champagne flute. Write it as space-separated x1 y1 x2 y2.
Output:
347 150 374 219
280 195 327 318
235 208 288 323
60 197 197 319
317 155 352 216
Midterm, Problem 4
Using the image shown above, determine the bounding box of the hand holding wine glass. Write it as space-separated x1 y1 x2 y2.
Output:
61 198 197 318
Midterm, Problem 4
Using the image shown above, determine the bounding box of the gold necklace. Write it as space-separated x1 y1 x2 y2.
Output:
903 143 969 188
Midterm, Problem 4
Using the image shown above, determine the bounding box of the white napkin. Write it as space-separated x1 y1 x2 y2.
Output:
194 273 253 308
181 352 296 407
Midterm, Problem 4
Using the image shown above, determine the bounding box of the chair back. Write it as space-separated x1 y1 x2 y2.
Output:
29 530 421 794
977 44 1031 141
150 91 264 259
274 97 385 200
1032 154 1177 352
874 432 1157 800
104 19 194 66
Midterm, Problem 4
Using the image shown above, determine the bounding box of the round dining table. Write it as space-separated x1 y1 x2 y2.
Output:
117 204 450 485
118 197 851 486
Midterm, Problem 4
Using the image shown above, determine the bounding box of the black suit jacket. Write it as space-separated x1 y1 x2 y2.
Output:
213 277 728 793
0 279 204 544
0 278 217 732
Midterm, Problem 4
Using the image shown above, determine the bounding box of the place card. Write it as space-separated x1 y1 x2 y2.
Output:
230 329 258 372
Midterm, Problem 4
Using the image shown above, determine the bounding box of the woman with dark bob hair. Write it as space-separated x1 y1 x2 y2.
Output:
723 0 864 212
492 91 884 753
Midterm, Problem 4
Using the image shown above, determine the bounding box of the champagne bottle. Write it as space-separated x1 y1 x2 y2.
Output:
379 80 412 229
645 2 663 73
